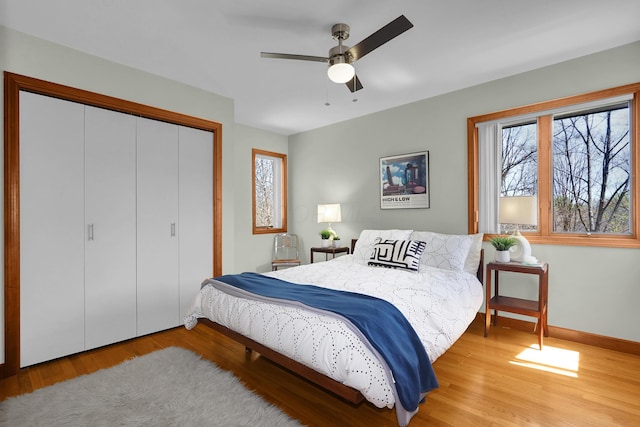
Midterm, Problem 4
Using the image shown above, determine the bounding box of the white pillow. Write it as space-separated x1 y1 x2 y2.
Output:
409 231 473 272
463 233 484 275
352 229 413 264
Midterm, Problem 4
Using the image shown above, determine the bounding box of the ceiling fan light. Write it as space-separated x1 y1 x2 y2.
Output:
327 63 355 84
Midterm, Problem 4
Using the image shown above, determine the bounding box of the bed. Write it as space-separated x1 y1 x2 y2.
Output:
184 229 484 426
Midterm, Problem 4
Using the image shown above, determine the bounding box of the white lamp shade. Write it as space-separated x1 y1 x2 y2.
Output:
317 203 342 223
327 63 355 83
499 196 537 225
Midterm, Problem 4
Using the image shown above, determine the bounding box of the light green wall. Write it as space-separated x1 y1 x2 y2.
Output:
0 26 237 364
288 41 640 342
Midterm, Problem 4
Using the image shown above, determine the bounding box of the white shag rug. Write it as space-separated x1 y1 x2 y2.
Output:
0 347 304 427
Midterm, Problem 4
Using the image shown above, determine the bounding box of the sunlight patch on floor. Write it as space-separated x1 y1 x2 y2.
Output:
510 344 580 377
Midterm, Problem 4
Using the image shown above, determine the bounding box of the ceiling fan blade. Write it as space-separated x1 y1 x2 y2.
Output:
261 52 328 63
346 15 413 61
345 74 363 93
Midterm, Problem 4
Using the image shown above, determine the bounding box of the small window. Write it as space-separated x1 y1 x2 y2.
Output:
252 149 287 234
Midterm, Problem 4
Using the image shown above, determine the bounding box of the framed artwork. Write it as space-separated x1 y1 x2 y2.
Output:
380 151 429 209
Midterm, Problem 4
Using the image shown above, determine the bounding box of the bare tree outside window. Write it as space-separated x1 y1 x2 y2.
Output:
252 149 287 234
499 104 631 236
255 156 274 228
552 104 631 234
502 123 538 196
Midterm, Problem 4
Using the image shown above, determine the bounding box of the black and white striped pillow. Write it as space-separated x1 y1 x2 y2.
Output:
368 239 426 272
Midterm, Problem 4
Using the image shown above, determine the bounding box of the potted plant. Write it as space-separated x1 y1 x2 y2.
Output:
320 229 332 247
332 235 341 248
490 236 517 263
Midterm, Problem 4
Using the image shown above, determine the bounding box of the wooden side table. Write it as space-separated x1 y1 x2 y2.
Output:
484 261 549 349
310 246 349 263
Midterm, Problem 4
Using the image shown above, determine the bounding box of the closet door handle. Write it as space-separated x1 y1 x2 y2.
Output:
171 222 176 237
88 224 94 241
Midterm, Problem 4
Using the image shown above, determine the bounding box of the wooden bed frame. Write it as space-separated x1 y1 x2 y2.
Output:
199 239 484 405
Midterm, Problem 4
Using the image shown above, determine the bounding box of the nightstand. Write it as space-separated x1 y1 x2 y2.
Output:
484 261 549 349
310 246 349 263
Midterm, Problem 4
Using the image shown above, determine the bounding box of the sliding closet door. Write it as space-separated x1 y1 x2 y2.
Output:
19 92 85 367
178 126 213 319
84 106 137 349
136 117 180 335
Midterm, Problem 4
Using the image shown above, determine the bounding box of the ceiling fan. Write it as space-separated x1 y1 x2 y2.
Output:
261 15 413 93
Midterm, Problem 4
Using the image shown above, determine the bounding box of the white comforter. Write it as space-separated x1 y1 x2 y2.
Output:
184 255 483 409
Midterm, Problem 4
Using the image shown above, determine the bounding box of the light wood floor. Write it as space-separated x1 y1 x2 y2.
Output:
2 319 639 426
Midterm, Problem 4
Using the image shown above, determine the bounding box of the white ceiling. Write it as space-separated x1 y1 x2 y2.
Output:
2 0 640 135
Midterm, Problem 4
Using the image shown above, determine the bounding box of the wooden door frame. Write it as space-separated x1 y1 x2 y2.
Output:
2 72 223 377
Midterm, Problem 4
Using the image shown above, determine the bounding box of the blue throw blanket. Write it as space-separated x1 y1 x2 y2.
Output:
212 272 438 414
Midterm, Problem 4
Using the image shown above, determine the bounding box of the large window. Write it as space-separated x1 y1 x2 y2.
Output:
468 82 640 247
252 148 287 234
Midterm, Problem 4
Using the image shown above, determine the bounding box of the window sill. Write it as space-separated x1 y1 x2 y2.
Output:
484 233 640 249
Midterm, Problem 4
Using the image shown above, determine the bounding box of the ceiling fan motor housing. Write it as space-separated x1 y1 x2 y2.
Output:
329 23 352 65
329 45 352 65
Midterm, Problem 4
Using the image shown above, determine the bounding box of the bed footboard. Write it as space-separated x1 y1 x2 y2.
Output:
199 318 365 405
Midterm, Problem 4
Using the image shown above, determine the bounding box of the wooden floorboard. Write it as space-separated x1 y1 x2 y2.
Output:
1 318 639 426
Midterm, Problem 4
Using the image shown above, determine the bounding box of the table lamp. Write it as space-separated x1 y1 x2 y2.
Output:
317 203 342 238
499 196 537 263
